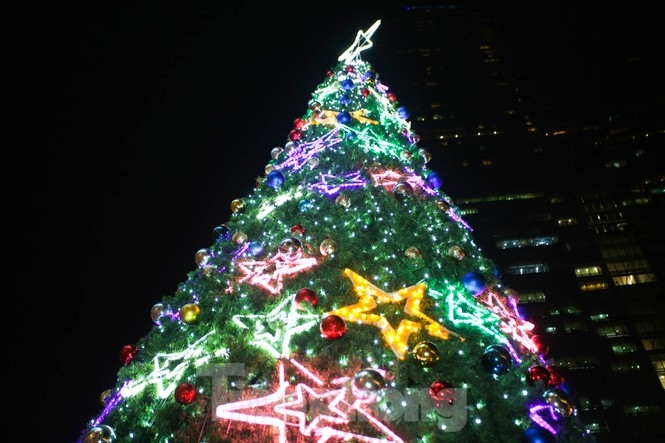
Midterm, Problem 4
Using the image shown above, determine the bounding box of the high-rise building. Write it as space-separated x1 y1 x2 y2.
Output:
371 2 664 440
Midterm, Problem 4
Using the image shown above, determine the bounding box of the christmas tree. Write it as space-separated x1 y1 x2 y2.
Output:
78 21 590 443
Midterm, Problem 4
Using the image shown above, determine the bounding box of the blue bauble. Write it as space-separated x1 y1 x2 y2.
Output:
266 170 285 189
248 241 264 257
337 111 352 125
481 344 513 375
298 199 314 212
521 426 555 443
213 224 231 241
341 78 354 91
426 171 443 189
397 106 410 119
340 94 352 106
461 271 486 295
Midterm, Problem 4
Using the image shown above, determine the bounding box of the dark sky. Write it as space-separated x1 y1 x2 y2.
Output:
9 2 662 442
11 3 393 441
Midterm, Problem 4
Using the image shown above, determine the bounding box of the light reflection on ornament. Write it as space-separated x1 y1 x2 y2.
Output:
319 238 338 256
150 303 165 325
393 181 413 201
405 246 422 258
232 231 248 245
195 249 211 268
230 198 246 214
335 193 351 208
180 303 201 325
278 237 303 259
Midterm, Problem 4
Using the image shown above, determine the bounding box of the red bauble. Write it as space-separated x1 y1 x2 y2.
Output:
119 344 138 365
361 88 370 98
546 365 565 387
320 315 347 340
293 118 306 130
526 365 552 387
345 65 355 73
174 382 197 405
295 288 318 308
288 129 302 141
531 335 550 356
387 92 397 102
429 380 456 405
291 224 305 236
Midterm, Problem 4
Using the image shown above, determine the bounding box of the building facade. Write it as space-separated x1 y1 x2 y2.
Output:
373 2 665 440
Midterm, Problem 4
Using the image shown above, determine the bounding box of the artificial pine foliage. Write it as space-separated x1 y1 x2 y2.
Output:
78 21 590 443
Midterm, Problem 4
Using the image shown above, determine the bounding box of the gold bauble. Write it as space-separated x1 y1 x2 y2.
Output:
437 200 451 212
544 389 574 418
264 163 275 174
412 341 440 367
180 303 201 325
448 245 465 261
405 246 422 258
99 389 113 406
319 238 338 256
230 198 246 214
194 248 211 268
83 425 115 443
232 231 248 245
335 193 351 208
200 264 218 276
400 150 413 161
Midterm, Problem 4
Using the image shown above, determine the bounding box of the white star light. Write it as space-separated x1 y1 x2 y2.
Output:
338 20 381 64
232 294 320 359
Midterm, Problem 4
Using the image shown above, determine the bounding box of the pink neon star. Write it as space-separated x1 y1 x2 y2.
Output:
235 249 319 294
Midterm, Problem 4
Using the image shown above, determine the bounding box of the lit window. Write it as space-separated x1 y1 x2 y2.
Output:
589 313 609 322
597 325 629 338
506 263 549 275
611 342 637 355
496 236 558 249
580 280 609 291
575 266 603 277
557 217 578 226
518 292 546 303
610 360 641 373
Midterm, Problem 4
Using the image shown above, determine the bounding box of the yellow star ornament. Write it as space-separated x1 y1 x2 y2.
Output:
326 269 463 359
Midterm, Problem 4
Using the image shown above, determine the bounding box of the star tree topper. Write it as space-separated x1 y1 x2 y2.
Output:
338 19 381 64
327 269 463 359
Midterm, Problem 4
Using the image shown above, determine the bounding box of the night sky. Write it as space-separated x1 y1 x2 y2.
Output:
9 2 661 442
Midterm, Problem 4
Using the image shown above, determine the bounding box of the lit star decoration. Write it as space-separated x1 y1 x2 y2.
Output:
120 332 218 399
326 269 463 360
338 19 382 65
529 403 559 435
370 168 439 197
476 289 537 354
308 171 368 197
256 187 305 219
275 129 343 172
310 109 378 126
215 358 405 443
348 125 410 159
232 293 321 359
234 247 319 295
